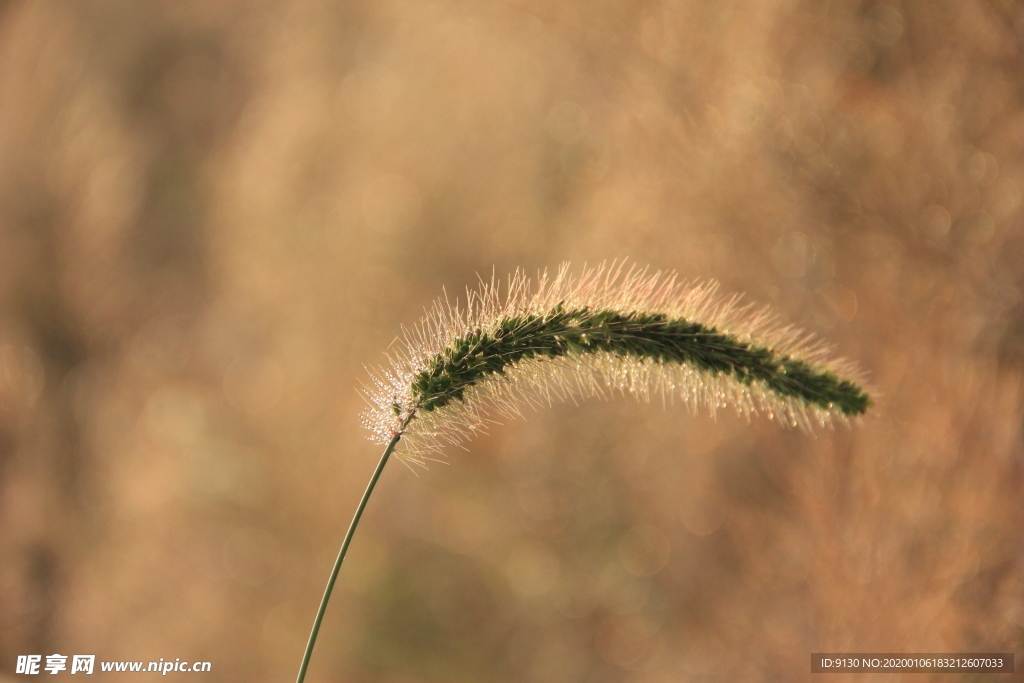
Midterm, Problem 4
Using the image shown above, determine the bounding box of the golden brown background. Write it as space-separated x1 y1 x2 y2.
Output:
1 1 1023 681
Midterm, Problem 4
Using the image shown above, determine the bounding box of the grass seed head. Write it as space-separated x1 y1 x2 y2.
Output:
361 263 871 463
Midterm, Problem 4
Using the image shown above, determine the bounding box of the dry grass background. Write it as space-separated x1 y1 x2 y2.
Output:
1 0 1023 681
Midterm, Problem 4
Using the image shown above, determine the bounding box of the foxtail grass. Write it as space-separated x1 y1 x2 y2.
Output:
296 263 870 683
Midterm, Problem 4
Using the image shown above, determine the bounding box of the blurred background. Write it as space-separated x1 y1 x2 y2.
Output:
1 0 1023 681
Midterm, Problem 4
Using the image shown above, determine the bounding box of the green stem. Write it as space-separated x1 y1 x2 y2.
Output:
295 428 404 683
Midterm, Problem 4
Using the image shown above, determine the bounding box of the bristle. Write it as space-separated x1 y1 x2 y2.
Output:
361 263 872 463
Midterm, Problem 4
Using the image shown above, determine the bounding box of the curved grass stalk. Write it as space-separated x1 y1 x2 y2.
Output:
297 263 870 682
295 427 404 683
